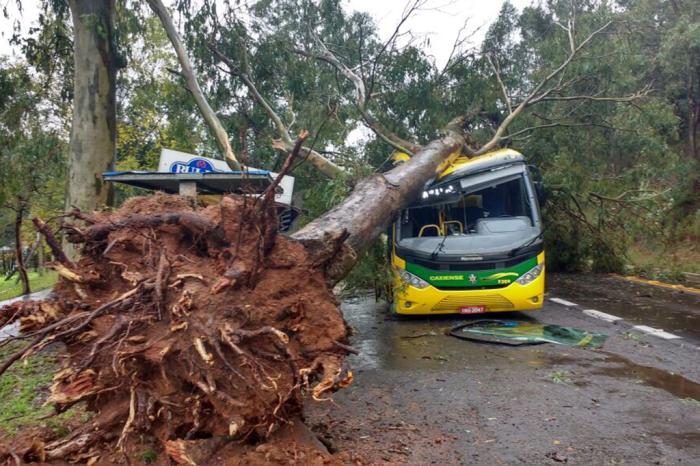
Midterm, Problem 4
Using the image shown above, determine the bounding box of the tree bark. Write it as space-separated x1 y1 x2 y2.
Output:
37 233 45 272
66 0 117 242
292 118 466 282
14 197 30 296
688 68 699 161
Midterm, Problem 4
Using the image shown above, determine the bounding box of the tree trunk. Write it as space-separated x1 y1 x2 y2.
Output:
66 0 116 233
292 118 466 282
687 69 699 160
14 197 30 296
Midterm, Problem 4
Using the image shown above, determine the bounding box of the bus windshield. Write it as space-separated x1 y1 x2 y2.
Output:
396 165 541 255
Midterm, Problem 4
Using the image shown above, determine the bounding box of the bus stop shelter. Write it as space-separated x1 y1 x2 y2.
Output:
102 170 276 198
102 170 299 231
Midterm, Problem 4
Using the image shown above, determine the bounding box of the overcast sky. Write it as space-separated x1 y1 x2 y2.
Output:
1 1 532 66
346 0 532 67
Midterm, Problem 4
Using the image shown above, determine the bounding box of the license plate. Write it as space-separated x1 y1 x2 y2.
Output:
460 306 486 314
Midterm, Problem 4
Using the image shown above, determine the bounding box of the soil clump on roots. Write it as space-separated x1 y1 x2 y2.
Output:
0 193 354 465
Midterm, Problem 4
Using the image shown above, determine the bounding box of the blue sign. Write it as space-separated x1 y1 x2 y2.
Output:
169 158 217 173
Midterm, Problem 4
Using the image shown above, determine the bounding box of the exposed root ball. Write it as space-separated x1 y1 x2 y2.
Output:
0 193 352 464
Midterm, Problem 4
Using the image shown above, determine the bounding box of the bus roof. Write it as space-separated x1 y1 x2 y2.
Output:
437 148 525 182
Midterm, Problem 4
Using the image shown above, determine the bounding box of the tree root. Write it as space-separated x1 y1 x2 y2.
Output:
0 194 350 462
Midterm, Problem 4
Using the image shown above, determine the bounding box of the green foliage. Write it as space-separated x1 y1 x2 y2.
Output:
2 0 699 279
546 370 573 385
341 236 392 298
0 59 67 250
299 175 351 226
137 448 158 464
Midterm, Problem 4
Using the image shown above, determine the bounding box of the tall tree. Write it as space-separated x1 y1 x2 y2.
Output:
66 0 117 217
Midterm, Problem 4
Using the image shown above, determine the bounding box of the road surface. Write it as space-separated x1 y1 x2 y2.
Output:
307 273 700 465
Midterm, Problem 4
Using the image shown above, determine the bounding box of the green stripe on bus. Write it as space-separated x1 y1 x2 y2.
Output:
406 256 537 288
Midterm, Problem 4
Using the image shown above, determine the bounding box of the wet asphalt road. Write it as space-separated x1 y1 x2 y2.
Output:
306 274 700 465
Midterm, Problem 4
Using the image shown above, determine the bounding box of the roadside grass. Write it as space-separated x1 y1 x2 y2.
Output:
0 341 87 437
626 242 700 283
546 370 573 384
0 271 57 301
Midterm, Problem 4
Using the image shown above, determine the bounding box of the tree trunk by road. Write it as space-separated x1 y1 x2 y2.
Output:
66 0 117 236
13 197 30 296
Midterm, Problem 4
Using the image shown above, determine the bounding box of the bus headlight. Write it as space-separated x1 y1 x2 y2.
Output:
515 264 543 285
397 269 430 289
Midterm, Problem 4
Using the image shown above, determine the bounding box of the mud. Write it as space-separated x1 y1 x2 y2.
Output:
0 194 352 465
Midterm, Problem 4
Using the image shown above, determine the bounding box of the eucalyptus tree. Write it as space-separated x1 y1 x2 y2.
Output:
65 0 121 217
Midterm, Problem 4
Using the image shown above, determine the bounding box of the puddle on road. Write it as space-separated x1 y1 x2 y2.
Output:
594 353 700 401
545 351 700 401
342 296 542 371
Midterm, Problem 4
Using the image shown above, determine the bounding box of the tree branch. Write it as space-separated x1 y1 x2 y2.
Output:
208 44 342 180
486 54 512 114
146 0 241 171
295 40 422 156
537 87 652 103
475 19 616 155
503 121 621 140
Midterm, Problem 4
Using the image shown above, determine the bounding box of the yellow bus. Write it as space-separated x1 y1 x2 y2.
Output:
390 149 546 315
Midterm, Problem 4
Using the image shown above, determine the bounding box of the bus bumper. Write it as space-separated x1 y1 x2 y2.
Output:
392 270 545 315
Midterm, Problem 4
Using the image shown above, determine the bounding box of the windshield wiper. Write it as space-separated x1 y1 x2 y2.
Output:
508 230 544 257
431 233 449 259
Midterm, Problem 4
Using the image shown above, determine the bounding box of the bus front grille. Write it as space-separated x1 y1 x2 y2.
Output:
432 295 514 311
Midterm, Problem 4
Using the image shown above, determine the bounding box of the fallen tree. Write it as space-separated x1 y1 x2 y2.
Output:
0 124 466 464
0 3 653 462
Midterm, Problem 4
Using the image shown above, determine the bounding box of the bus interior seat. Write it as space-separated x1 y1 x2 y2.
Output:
482 188 507 217
419 224 442 237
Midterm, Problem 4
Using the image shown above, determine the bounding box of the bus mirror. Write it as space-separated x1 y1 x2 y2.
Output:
535 182 547 206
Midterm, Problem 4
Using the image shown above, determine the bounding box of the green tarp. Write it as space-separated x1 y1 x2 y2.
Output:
449 320 607 348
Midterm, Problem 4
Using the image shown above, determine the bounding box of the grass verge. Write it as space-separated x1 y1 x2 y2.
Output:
626 241 700 283
0 341 86 437
0 270 57 301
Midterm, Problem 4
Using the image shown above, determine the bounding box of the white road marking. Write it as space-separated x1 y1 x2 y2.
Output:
582 309 622 323
632 325 682 340
550 297 578 307
548 296 685 343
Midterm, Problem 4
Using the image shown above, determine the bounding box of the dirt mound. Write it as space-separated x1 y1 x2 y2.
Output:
0 193 353 464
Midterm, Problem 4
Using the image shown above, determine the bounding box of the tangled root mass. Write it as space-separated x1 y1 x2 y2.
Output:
0 193 352 465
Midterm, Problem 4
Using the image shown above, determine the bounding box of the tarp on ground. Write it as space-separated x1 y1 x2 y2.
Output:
449 320 607 348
